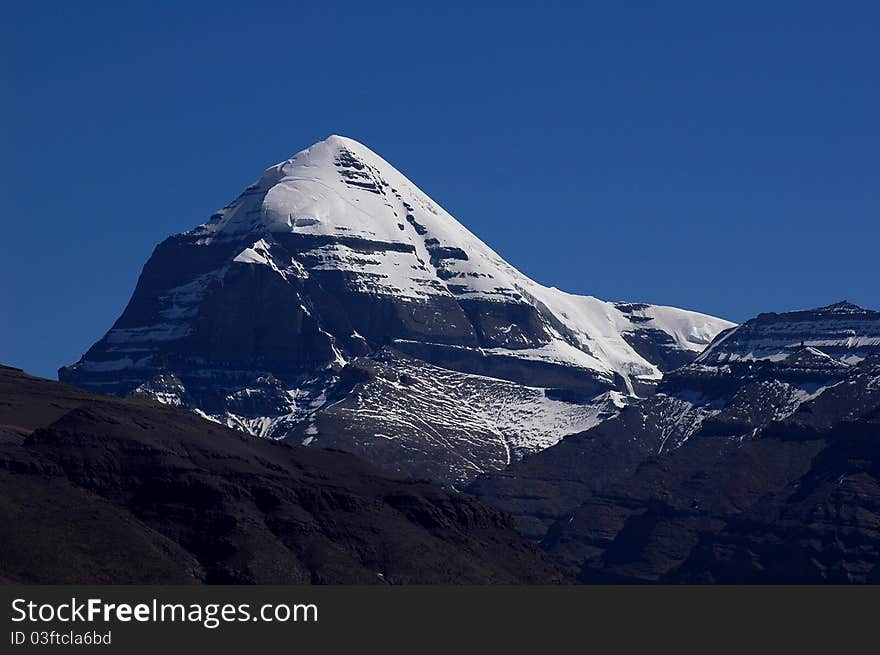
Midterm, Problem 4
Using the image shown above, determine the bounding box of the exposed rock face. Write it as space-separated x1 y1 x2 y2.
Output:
0 365 565 584
59 135 732 485
470 303 880 582
293 349 627 485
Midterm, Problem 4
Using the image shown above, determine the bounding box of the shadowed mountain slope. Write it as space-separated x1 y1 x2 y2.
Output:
0 365 564 584
470 303 880 583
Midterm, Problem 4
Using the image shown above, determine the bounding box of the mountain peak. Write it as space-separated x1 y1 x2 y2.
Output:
323 133 369 150
197 132 459 249
696 300 880 366
60 136 734 485
286 134 377 165
815 300 865 314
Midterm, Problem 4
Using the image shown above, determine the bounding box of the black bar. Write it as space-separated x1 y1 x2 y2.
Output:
1 585 875 652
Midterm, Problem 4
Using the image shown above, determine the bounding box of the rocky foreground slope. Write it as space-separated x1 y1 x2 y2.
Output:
0 365 563 584
59 135 732 485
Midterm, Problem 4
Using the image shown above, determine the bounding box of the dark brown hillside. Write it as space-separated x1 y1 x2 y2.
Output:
0 365 564 584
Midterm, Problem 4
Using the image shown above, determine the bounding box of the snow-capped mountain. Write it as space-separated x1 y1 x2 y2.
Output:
60 135 733 485
695 301 880 365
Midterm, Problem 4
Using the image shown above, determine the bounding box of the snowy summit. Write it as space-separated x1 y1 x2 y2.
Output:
61 135 734 484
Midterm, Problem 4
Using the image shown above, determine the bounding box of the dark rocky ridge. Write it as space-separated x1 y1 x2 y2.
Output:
0 365 564 584
470 303 880 583
564 358 880 583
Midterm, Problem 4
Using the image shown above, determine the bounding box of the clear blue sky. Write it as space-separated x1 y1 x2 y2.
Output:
2 2 878 379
